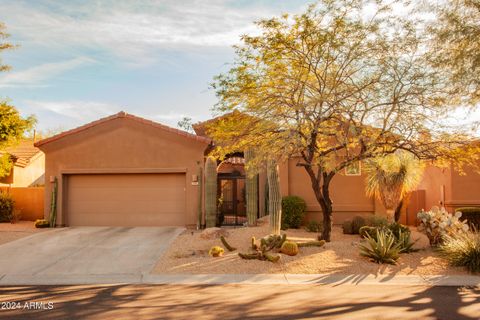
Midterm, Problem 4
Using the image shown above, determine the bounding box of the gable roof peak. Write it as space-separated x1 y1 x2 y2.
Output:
34 111 211 147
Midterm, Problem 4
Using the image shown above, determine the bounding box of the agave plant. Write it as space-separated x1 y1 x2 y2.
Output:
364 151 424 222
359 229 401 264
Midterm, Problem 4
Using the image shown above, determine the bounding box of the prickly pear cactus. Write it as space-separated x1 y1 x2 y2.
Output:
244 148 258 226
205 156 218 228
267 160 282 235
280 241 299 256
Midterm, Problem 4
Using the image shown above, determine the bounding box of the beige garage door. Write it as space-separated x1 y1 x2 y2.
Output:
66 173 186 226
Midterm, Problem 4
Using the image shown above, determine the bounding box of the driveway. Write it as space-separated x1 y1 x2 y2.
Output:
0 227 183 284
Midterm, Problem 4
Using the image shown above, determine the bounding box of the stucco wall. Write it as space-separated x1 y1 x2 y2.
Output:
416 165 451 211
448 165 480 210
280 158 376 224
13 153 45 187
38 117 208 227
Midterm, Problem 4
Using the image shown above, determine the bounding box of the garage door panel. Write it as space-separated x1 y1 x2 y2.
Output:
66 173 186 226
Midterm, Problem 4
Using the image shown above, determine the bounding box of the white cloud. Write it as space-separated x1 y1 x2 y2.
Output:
1 1 302 65
153 112 189 121
24 100 119 121
0 57 95 88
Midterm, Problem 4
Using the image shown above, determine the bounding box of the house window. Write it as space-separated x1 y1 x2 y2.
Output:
345 161 361 176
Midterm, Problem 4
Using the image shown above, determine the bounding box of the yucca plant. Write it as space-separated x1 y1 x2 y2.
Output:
359 229 401 264
364 151 424 222
438 231 480 273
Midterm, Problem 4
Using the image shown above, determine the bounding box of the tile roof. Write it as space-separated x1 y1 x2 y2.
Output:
34 111 212 147
0 140 42 168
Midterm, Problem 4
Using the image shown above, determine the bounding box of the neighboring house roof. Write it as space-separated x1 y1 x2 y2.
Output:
0 140 43 168
35 111 212 147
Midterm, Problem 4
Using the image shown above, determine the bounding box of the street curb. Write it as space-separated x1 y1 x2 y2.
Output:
0 273 479 286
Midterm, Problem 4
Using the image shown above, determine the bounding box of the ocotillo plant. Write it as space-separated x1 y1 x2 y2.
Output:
267 160 281 235
244 148 258 226
205 156 217 228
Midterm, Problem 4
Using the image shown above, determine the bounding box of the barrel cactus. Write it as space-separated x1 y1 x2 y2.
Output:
244 148 258 226
205 156 217 228
267 160 282 235
280 241 299 256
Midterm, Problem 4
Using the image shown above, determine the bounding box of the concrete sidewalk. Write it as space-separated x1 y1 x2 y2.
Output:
1 273 479 286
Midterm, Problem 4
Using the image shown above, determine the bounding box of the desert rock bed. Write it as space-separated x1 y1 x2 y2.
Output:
153 225 470 276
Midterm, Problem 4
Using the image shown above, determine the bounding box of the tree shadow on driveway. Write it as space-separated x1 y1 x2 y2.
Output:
0 283 478 319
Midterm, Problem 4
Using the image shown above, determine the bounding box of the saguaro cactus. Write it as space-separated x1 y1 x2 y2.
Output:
49 177 58 228
197 164 203 229
244 148 258 226
205 156 218 228
267 160 282 235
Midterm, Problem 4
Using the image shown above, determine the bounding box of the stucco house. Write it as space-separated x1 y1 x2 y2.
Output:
35 111 480 227
0 140 45 187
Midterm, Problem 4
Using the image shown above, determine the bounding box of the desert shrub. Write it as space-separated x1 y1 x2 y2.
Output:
305 220 323 233
342 220 354 234
281 196 306 230
359 226 378 239
34 219 50 228
438 231 480 273
366 215 389 227
396 230 417 253
417 207 469 246
351 216 367 234
455 207 480 229
359 229 401 264
0 192 14 222
208 246 224 257
388 222 410 239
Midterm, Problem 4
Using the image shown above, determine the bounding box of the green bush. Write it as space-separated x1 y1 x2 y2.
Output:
366 215 389 227
352 216 367 234
0 192 14 223
359 229 401 264
455 207 480 229
305 220 323 233
359 226 378 239
438 231 480 273
34 219 50 228
388 222 411 239
281 196 306 230
342 220 354 234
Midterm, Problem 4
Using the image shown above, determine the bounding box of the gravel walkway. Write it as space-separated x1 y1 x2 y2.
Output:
153 225 469 276
0 221 47 245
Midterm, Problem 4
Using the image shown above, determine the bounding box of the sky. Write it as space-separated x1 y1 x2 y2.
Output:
0 0 312 132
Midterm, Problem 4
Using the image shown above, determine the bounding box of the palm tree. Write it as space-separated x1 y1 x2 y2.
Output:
364 151 424 222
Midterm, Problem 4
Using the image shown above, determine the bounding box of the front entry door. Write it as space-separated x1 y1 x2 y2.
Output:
218 176 246 226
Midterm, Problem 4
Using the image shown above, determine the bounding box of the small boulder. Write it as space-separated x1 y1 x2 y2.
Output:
200 227 229 240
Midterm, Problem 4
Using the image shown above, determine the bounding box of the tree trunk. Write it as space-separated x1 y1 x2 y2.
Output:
304 167 334 242
394 198 404 223
319 173 334 241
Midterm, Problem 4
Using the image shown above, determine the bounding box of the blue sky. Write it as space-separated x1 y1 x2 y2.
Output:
0 0 312 132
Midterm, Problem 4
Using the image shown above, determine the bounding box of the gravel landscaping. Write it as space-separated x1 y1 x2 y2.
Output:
153 225 470 276
0 221 47 245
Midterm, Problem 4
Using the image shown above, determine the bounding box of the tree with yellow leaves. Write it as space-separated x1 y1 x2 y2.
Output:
208 0 477 241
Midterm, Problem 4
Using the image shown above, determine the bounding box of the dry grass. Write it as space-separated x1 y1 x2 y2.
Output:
0 221 47 245
153 225 469 276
